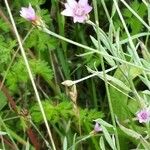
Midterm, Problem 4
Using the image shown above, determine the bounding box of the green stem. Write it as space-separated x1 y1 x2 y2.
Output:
0 116 19 150
113 0 150 91
0 27 34 90
4 1 56 149
42 27 150 73
92 1 120 150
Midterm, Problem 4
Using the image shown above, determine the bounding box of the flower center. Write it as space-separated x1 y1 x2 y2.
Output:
74 5 85 17
141 112 148 120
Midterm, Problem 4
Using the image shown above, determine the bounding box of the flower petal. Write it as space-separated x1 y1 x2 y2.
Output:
61 8 73 16
79 0 88 6
28 4 35 15
73 15 86 23
84 5 92 14
67 0 77 8
20 4 36 21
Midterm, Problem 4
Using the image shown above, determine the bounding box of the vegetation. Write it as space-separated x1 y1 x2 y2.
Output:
1 0 150 149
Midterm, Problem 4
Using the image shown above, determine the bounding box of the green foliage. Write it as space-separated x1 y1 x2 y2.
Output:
6 58 53 92
30 59 53 81
31 100 103 127
0 91 7 111
31 101 72 123
0 36 16 70
80 108 104 125
114 0 147 36
25 29 57 51
1 0 150 149
0 19 10 32
26 0 46 5
109 65 142 121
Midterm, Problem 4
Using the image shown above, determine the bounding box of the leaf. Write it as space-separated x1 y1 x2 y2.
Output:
26 0 46 5
109 65 142 121
0 19 10 32
0 91 7 111
63 137 67 150
6 59 53 92
101 125 116 150
95 118 114 129
25 29 57 51
117 122 141 139
72 134 77 150
88 67 131 92
30 59 53 82
0 36 16 66
25 140 30 150
31 101 72 123
99 137 106 150
127 99 139 114
0 131 7 135
79 109 104 125
90 36 116 66
141 138 150 150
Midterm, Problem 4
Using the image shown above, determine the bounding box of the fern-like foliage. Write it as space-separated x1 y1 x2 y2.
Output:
30 100 104 129
0 36 16 71
25 29 57 52
114 0 147 37
79 108 104 125
6 58 53 92
0 19 10 32
31 101 72 123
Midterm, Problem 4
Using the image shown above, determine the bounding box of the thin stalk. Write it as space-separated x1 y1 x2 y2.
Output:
4 1 56 149
91 78 98 109
42 27 150 73
30 121 51 149
1 135 6 150
56 1 70 79
145 3 150 46
0 27 34 90
0 116 19 150
101 0 115 33
120 0 150 31
92 0 120 150
113 0 150 92
113 0 150 97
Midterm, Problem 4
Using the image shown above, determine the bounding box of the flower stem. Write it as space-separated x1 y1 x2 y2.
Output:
42 27 150 73
92 0 120 149
4 1 56 149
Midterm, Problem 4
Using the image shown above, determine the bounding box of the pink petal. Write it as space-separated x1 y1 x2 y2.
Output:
78 0 88 6
28 4 35 15
67 0 77 8
73 15 86 23
61 8 73 16
94 122 102 132
20 4 36 21
84 5 92 14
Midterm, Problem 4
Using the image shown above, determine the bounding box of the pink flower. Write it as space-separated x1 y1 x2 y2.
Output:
61 0 92 23
20 4 36 21
94 122 102 132
136 108 150 123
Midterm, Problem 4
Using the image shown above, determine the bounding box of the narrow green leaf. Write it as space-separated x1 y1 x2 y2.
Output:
63 136 67 150
99 137 106 150
0 131 7 135
95 118 114 129
25 140 30 150
117 122 141 139
0 91 7 111
101 125 116 150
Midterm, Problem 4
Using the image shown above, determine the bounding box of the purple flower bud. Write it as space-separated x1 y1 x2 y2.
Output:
94 122 102 132
20 4 36 21
61 0 92 23
136 108 150 123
